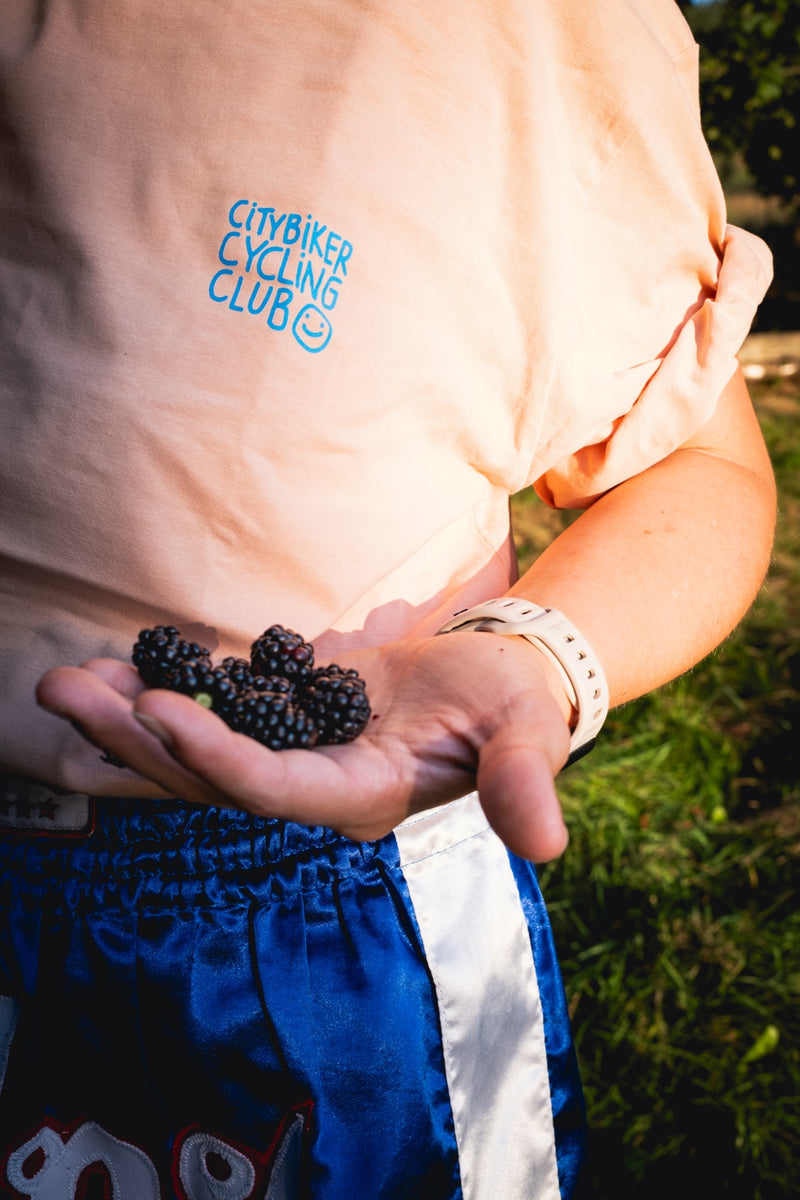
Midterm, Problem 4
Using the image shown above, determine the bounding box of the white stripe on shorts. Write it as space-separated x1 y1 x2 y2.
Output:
395 793 561 1200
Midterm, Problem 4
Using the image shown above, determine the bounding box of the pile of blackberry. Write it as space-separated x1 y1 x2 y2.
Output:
132 625 371 750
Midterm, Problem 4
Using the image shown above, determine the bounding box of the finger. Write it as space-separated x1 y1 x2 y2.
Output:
136 688 409 834
80 657 148 700
476 721 569 862
37 666 218 804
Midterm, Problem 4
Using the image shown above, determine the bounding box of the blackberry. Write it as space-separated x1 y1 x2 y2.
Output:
220 656 289 697
221 656 259 693
163 658 238 714
302 664 371 745
128 623 371 751
257 675 294 695
217 666 293 725
230 689 318 751
250 625 315 683
133 626 211 688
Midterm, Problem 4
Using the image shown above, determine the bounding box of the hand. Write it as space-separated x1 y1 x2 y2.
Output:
36 631 573 861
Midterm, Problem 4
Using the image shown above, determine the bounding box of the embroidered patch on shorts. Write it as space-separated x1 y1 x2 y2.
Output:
174 1108 310 1200
2 1105 313 1199
0 777 92 836
4 1120 159 1199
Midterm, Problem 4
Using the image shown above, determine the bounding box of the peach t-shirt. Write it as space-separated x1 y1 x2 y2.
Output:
0 0 772 787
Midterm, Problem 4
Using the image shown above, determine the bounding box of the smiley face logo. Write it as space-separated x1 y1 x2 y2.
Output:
292 304 333 353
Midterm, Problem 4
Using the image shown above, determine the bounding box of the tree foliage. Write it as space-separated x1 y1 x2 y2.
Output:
683 0 800 213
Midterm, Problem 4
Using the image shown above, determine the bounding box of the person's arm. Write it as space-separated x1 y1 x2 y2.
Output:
475 363 776 853
36 367 775 862
513 366 776 707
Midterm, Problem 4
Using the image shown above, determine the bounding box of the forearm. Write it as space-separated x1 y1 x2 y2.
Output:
511 368 777 710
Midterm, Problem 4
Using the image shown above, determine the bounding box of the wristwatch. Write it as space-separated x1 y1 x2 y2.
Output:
436 596 609 764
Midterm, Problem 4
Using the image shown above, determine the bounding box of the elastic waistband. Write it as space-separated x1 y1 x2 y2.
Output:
0 777 489 915
0 786 400 912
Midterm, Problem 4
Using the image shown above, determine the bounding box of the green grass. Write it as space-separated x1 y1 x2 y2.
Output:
510 375 800 1199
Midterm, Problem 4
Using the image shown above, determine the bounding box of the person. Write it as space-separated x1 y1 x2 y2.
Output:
0 1 776 1197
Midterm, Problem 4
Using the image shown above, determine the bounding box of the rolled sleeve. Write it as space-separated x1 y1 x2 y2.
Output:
535 224 773 508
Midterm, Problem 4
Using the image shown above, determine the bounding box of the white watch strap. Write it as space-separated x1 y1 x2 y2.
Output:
436 597 609 762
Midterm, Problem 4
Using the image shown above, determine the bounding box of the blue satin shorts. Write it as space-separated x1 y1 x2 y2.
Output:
0 792 585 1199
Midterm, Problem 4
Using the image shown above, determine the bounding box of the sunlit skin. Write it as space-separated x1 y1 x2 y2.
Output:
38 632 573 860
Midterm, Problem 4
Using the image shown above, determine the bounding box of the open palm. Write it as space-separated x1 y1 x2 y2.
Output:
37 630 572 861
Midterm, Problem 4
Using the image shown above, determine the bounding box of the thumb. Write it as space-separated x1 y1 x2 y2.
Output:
476 718 569 862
